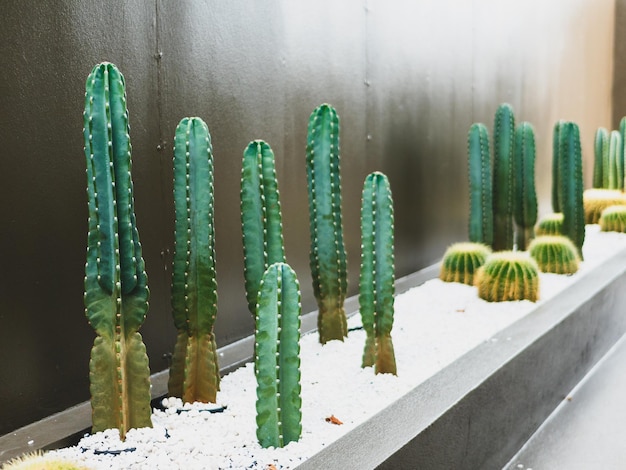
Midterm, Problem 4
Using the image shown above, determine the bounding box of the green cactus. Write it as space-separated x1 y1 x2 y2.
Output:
83 62 152 438
475 252 539 302
558 122 585 259
535 213 564 236
609 130 623 190
599 205 626 232
528 235 580 274
359 172 396 375
593 127 608 188
440 242 492 286
1 452 90 470
513 122 538 250
467 123 493 246
168 117 220 404
255 262 302 448
583 188 626 224
552 121 564 212
306 104 348 344
241 140 286 316
493 103 515 251
620 117 626 184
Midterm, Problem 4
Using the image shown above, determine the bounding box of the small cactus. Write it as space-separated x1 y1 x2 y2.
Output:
535 213 564 236
359 172 396 375
306 104 349 344
475 252 539 302
558 122 585 259
513 122 538 250
593 127 608 188
468 123 493 246
583 189 626 224
83 62 152 438
493 103 516 251
241 140 286 316
254 262 302 448
439 242 492 285
528 235 580 274
599 205 626 232
168 117 220 404
1 452 90 470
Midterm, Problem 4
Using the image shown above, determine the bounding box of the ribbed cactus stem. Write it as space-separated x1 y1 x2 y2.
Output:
620 117 626 186
255 263 302 448
559 122 585 259
306 104 348 344
599 205 626 232
552 121 564 212
359 172 396 375
467 123 493 246
83 62 151 438
536 213 563 236
493 103 515 251
513 122 537 250
241 140 286 315
440 242 492 286
609 130 623 190
594 127 608 189
529 236 580 274
168 117 220 404
476 252 539 302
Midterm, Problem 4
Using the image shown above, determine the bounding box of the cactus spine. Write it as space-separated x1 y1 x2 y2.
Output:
306 104 348 344
609 130 623 190
552 121 564 212
255 262 302 448
168 117 220 404
359 172 396 375
241 140 286 315
594 127 608 189
493 103 515 251
558 122 585 259
83 62 151 438
513 122 538 250
467 123 493 246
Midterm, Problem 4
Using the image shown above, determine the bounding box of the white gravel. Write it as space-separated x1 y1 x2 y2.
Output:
51 226 626 469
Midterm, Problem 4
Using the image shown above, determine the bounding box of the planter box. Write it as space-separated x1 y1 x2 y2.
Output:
297 247 626 470
3 244 626 469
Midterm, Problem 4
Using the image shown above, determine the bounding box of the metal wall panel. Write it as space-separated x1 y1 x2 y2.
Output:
0 0 615 435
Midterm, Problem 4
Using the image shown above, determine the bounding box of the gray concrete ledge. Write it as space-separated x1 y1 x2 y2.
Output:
296 248 626 470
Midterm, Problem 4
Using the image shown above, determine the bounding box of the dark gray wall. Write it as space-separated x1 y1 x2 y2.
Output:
0 0 614 435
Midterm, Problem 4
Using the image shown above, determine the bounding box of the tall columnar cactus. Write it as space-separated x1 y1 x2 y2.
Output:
168 117 220 404
241 140 286 315
558 122 585 259
468 123 493 246
306 104 348 344
609 130 623 190
255 262 302 448
593 127 609 189
83 62 152 438
359 172 397 375
493 103 515 251
513 122 538 250
552 121 564 212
